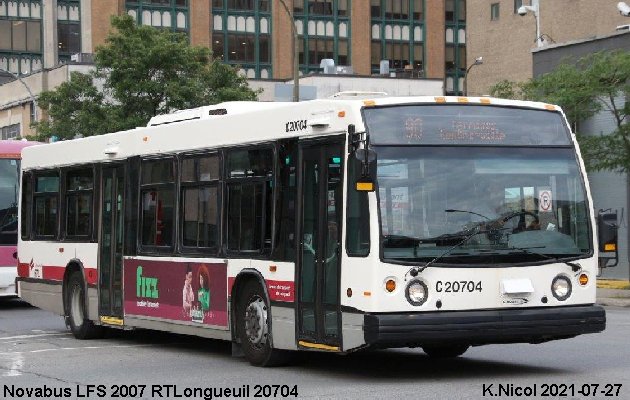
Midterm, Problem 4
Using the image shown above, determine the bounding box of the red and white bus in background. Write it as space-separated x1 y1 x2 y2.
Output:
17 97 611 366
0 140 40 297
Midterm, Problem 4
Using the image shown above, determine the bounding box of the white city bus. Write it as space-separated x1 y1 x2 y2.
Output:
17 96 609 366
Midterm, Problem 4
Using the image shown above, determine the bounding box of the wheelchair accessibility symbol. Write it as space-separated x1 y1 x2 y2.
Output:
539 190 552 213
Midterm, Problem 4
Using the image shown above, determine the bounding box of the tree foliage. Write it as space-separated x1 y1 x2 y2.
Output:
489 50 630 172
33 15 258 140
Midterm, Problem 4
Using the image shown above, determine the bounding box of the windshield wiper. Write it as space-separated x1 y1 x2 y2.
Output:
507 245 583 272
405 227 506 279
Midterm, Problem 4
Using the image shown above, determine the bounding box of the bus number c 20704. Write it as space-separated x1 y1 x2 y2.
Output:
435 280 482 293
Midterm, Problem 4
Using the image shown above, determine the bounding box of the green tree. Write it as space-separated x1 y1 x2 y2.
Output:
33 15 258 140
489 50 630 172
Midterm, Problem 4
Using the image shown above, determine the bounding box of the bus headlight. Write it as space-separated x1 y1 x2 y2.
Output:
406 280 428 306
551 275 572 301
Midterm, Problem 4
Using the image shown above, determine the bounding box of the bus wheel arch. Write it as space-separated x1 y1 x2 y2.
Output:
63 261 101 339
231 270 289 366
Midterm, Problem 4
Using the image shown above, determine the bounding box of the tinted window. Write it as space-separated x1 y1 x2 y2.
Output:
33 173 59 237
140 159 175 248
181 154 220 250
66 169 93 237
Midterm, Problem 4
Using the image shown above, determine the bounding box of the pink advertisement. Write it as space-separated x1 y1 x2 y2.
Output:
123 258 228 327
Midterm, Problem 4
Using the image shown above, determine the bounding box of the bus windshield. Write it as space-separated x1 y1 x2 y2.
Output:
374 146 591 265
0 158 20 245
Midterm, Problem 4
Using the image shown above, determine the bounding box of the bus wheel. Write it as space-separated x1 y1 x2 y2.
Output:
237 280 289 367
67 271 102 340
422 344 469 358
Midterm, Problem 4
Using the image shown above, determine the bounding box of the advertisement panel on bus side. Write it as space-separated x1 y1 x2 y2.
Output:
123 258 228 327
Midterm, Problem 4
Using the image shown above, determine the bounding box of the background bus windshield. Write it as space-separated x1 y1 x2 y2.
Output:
0 158 20 245
376 147 591 265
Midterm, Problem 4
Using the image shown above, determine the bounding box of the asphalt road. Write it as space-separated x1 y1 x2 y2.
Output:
1 298 629 400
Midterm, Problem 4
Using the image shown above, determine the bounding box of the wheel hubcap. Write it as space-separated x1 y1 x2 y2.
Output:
71 284 83 327
244 296 268 346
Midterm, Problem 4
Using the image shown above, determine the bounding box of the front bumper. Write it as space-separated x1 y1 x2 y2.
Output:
364 305 605 348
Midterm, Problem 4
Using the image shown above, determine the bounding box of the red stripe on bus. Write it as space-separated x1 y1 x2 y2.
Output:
17 262 29 277
43 266 66 281
17 263 97 284
228 277 235 295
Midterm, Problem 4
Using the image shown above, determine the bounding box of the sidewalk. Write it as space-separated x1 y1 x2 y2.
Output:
597 288 630 307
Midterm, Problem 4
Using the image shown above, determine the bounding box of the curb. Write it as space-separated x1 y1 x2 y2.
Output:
597 298 630 307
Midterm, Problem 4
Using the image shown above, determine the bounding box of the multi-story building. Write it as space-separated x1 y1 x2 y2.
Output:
466 0 630 96
2 1 473 139
2 0 468 83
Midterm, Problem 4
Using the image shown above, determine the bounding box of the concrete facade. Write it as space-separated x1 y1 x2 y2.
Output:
0 64 94 137
466 0 630 96
531 32 630 280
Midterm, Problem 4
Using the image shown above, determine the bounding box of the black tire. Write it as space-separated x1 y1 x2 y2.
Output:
422 344 469 358
67 271 102 340
236 280 290 367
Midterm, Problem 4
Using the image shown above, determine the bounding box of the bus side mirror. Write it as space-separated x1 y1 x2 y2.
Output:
598 210 618 268
354 148 376 192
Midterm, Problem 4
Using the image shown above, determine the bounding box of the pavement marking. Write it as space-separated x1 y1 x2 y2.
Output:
0 343 155 356
0 333 70 341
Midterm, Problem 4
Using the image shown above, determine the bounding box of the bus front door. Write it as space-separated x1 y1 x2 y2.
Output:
297 139 343 350
98 165 125 322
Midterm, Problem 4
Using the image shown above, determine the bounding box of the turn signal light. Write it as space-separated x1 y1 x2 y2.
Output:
579 274 589 286
385 279 396 293
604 243 616 251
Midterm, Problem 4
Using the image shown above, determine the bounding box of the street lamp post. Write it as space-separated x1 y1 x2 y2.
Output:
518 1 543 47
463 56 483 96
0 67 38 124
278 0 299 102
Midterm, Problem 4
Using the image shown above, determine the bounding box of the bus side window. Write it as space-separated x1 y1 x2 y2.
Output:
225 147 274 255
33 171 60 239
180 154 220 251
65 168 94 238
20 172 32 240
346 157 370 256
271 140 297 262
140 158 175 250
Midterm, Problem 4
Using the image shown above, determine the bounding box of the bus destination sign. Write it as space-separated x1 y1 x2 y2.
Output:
365 105 571 146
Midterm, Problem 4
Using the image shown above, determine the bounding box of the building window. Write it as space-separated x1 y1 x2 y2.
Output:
140 158 175 249
294 0 351 73
514 0 523 14
57 23 80 55
445 0 466 95
0 0 42 19
0 20 41 52
371 0 423 75
491 3 500 20
0 123 20 139
126 0 189 33
212 1 271 78
0 2 43 75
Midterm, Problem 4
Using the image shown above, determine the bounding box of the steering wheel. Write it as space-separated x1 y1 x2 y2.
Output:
502 210 539 232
